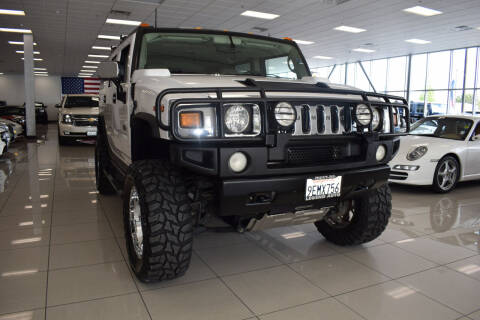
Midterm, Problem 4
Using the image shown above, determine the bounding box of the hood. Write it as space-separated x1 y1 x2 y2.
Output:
133 71 361 92
61 107 99 116
393 134 465 162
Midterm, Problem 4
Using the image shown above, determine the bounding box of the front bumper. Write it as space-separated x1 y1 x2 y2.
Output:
58 123 97 137
219 165 390 216
389 160 435 186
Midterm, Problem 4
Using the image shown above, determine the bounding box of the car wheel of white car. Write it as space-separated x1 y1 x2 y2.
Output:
433 156 459 193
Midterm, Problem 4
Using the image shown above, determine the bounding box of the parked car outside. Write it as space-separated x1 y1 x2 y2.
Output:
389 115 480 192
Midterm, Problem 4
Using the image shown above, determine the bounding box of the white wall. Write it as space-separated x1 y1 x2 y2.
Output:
0 74 62 121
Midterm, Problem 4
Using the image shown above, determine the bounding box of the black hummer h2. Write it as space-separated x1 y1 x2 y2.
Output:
95 27 409 282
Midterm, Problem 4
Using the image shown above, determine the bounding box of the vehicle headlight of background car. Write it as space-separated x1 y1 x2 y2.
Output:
62 114 72 124
406 145 428 161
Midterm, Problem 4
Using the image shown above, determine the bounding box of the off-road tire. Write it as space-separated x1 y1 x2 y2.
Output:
315 184 391 245
95 129 115 194
123 160 193 282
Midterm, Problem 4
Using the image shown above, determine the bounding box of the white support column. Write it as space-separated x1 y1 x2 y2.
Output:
23 34 36 137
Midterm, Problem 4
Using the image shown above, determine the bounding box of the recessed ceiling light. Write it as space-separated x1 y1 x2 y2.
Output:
88 54 109 58
0 28 32 33
240 10 279 20
0 73 4 75
106 18 141 26
98 35 121 40
92 46 111 50
405 38 431 44
85 60 101 64
353 48 375 53
82 65 98 69
334 26 366 33
21 57 43 61
0 9 25 16
80 69 94 72
293 39 315 45
403 6 442 17
9 41 37 45
313 55 333 60
35 74 48 76
34 71 48 74
34 67 46 70
16 50 40 54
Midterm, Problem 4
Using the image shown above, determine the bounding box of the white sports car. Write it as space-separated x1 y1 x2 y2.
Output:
389 115 480 192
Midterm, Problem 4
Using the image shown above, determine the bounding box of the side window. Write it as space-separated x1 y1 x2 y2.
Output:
119 45 130 83
473 123 480 140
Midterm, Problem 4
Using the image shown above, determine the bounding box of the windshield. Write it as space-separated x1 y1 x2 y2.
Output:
410 117 473 140
64 96 99 108
138 32 310 80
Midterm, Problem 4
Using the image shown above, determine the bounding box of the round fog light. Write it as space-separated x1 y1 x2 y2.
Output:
229 152 248 173
376 145 387 162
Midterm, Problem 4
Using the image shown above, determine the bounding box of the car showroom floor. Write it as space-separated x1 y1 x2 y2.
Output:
0 125 479 320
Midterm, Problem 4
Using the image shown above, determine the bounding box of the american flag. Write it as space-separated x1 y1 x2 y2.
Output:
61 77 101 95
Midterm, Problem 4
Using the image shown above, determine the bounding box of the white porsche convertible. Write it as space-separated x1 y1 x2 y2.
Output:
389 115 480 193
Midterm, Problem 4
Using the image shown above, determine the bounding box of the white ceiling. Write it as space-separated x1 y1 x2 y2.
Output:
0 0 479 76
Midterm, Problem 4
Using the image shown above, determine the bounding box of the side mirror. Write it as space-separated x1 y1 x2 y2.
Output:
472 134 480 141
97 61 119 79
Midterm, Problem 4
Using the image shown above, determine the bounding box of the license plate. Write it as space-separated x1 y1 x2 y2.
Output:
305 175 342 201
87 131 97 137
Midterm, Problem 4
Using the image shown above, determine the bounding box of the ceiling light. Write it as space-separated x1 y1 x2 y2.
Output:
0 73 4 75
82 65 98 69
0 9 25 15
16 50 40 54
353 48 375 53
34 67 46 70
403 6 442 17
0 28 32 33
98 35 120 40
106 18 141 26
92 46 111 50
293 39 314 45
240 10 279 20
334 26 366 33
80 69 94 72
34 71 47 74
35 74 48 76
405 38 431 44
313 55 333 60
9 41 37 45
85 60 101 64
21 57 43 61
88 54 109 58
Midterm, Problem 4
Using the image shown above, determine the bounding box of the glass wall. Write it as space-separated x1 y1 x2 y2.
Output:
311 46 480 116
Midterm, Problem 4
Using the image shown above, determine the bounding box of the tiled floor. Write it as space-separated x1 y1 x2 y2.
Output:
0 124 479 320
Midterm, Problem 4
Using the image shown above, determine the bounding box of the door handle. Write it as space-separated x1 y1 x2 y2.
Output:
112 93 117 103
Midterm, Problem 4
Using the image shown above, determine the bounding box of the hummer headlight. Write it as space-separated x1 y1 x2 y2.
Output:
63 114 72 124
355 104 372 126
274 102 296 127
224 104 250 133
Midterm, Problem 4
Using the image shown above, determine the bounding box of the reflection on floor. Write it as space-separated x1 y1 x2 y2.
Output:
0 124 479 320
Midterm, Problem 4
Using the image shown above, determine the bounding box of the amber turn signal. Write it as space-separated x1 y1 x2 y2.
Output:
179 111 202 128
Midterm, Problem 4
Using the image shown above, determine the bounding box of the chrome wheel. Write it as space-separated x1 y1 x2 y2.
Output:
436 159 457 191
129 186 143 259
